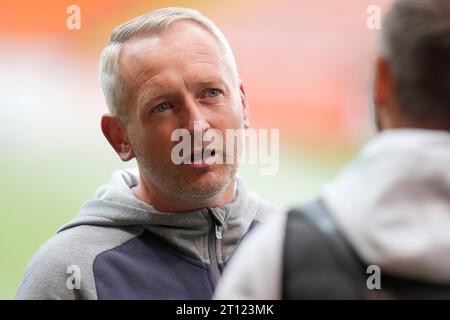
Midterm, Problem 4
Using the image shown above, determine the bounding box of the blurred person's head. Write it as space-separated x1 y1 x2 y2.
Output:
98 7 249 212
373 0 450 131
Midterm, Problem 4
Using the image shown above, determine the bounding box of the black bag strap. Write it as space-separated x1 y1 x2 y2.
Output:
283 199 374 299
284 199 450 299
299 200 366 284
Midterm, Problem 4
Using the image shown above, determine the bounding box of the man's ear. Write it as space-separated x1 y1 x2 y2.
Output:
374 56 395 114
101 114 135 161
239 79 250 129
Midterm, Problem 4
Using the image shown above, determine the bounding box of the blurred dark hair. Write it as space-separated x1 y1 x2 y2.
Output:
381 0 450 124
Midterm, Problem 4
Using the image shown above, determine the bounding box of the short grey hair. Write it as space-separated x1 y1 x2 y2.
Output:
380 0 450 122
99 7 238 120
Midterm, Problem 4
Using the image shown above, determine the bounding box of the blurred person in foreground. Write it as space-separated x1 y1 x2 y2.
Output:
215 0 450 299
16 7 281 300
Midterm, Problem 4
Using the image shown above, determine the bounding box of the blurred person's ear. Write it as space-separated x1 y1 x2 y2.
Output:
239 80 250 129
101 114 135 161
373 56 396 129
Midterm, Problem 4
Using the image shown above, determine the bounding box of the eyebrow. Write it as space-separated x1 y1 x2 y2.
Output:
195 78 229 89
136 79 167 107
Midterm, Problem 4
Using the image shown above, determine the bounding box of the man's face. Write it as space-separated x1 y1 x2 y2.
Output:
119 21 247 203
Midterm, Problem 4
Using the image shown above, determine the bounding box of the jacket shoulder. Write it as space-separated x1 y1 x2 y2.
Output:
248 191 286 222
16 225 143 300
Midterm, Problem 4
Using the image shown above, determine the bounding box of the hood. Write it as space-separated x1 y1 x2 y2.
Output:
58 167 278 263
322 129 450 283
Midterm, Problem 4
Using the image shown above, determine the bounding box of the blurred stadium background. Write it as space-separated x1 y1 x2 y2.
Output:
0 0 392 299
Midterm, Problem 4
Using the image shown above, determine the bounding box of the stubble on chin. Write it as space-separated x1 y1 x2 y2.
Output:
141 158 237 205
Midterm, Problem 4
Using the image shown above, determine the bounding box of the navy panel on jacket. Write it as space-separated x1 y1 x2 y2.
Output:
93 230 215 299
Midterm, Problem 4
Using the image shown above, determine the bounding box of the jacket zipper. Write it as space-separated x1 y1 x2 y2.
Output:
207 208 223 287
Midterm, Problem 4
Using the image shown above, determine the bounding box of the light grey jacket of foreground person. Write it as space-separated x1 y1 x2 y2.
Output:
214 129 450 299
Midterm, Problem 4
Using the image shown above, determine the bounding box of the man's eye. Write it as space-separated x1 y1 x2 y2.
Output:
152 102 171 113
206 89 221 98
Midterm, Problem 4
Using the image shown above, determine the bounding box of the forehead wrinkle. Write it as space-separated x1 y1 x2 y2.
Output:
122 38 221 89
136 52 228 92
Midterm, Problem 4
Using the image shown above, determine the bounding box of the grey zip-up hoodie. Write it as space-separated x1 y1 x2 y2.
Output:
16 167 282 300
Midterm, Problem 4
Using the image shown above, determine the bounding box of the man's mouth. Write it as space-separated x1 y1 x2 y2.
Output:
183 148 217 167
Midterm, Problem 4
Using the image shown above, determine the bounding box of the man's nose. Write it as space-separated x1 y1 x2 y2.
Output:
183 99 211 135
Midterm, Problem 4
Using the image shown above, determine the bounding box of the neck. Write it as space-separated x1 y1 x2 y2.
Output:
133 175 237 213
